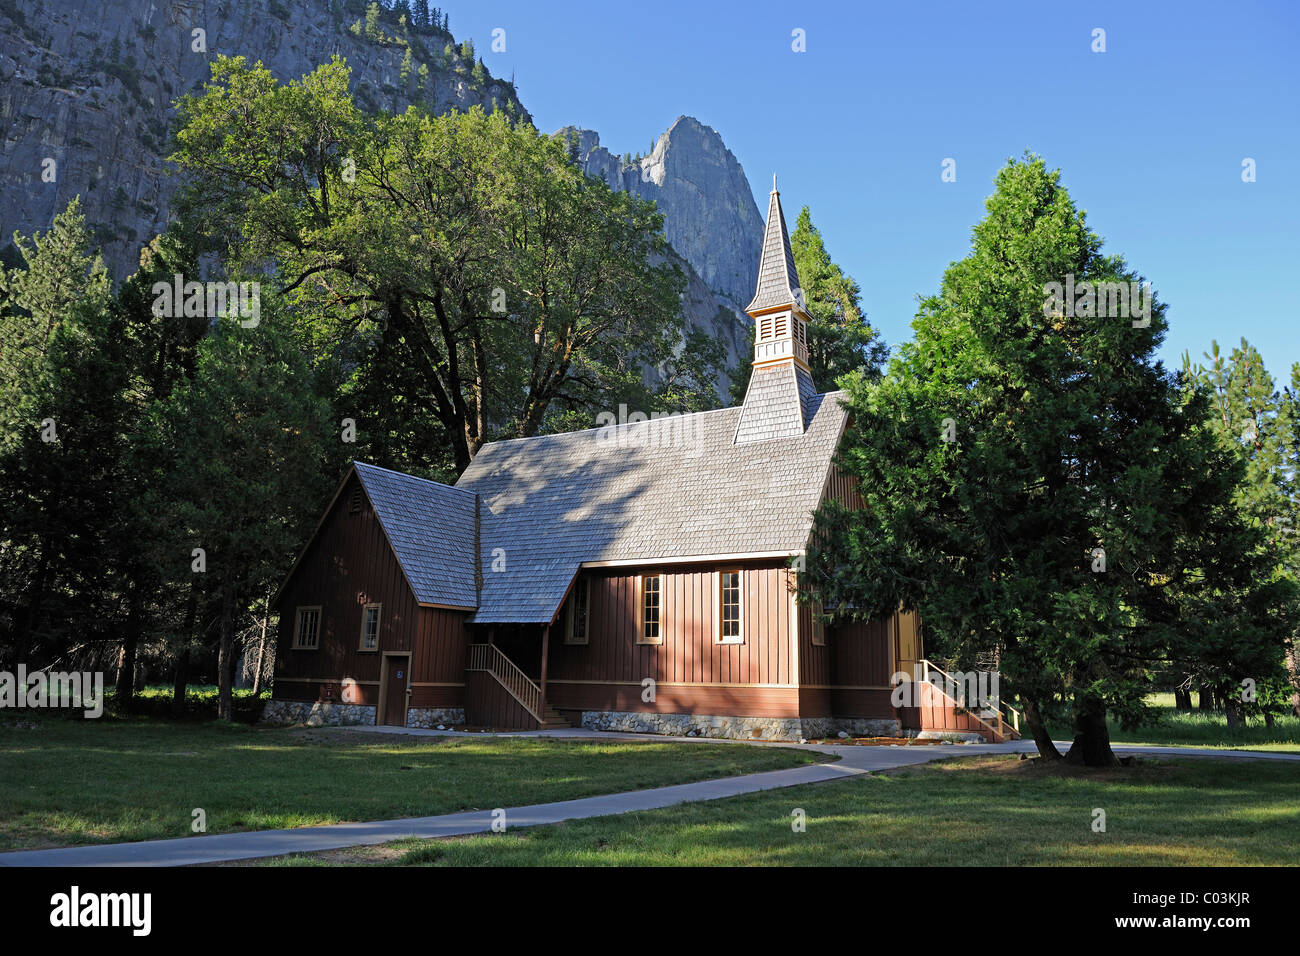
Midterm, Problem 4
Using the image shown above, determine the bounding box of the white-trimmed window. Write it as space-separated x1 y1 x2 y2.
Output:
639 574 662 644
717 570 743 644
565 577 590 645
293 606 321 650
359 603 381 651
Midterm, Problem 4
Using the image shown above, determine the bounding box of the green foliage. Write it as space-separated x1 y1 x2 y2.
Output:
791 205 887 387
806 154 1298 763
1183 340 1300 716
170 56 706 472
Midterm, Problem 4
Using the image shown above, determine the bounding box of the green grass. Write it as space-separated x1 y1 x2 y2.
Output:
0 716 828 851
1047 694 1300 753
257 754 1300 867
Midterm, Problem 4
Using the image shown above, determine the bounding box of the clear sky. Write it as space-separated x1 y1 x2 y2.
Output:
446 0 1299 381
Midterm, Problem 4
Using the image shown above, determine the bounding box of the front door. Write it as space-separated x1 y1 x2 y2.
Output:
382 655 409 726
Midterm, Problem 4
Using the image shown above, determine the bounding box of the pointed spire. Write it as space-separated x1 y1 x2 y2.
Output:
745 175 804 314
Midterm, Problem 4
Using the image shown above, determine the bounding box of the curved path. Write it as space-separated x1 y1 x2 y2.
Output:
1 729 1295 867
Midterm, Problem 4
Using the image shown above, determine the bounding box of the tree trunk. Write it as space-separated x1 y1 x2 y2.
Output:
251 598 269 696
1063 693 1119 767
114 585 143 713
172 582 197 716
1198 686 1214 711
1286 643 1300 719
171 646 190 717
1022 696 1061 760
216 592 235 722
1173 687 1192 710
1225 697 1242 729
1264 711 1276 729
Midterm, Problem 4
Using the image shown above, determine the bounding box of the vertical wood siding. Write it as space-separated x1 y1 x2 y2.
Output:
544 561 801 717
272 472 470 706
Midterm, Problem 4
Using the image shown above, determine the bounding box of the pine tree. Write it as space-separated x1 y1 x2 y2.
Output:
806 155 1297 765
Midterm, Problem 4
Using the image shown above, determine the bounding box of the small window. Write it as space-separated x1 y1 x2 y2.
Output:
293 606 321 650
810 598 826 646
565 577 590 645
718 571 742 643
800 575 826 646
639 574 661 644
359 603 381 651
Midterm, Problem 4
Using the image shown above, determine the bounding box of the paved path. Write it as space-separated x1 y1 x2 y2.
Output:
1 730 1295 867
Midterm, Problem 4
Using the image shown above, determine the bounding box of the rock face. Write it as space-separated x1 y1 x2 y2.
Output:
563 118 766 387
0 0 526 277
565 117 764 317
0 1 757 393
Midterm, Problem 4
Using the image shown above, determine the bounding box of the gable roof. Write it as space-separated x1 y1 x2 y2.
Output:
456 392 848 624
352 462 480 609
745 179 805 314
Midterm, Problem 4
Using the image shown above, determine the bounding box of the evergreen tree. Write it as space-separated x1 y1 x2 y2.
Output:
1184 340 1300 719
144 312 336 721
806 155 1296 765
0 201 119 670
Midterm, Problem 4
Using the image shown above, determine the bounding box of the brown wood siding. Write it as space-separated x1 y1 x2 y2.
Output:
271 471 470 705
829 616 896 688
465 671 538 729
542 561 800 717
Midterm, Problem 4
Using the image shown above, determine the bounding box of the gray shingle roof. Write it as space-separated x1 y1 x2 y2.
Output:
745 182 805 314
353 462 480 608
733 362 821 443
456 391 848 624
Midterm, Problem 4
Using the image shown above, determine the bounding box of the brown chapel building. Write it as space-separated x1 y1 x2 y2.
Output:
266 181 1013 742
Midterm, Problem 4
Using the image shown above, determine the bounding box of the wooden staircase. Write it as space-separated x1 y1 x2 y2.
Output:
541 706 571 730
917 659 1023 743
467 643 570 730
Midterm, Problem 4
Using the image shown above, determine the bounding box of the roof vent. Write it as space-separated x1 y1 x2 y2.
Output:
349 488 363 514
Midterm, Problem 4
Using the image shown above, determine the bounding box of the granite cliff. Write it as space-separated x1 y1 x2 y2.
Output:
0 0 761 391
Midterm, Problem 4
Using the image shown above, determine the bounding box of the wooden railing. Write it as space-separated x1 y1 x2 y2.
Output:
467 644 542 724
919 658 1021 740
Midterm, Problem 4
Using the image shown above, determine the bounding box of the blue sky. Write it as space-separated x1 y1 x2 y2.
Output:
447 0 1299 381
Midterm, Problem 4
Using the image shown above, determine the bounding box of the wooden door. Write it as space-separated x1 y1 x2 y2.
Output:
382 655 409 726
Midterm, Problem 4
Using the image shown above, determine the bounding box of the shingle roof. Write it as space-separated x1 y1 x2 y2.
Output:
456 391 848 624
733 362 821 443
745 181 805 314
353 462 480 609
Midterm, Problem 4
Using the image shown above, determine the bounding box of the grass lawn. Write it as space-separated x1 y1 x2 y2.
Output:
254 754 1300 867
0 716 828 851
1048 693 1300 753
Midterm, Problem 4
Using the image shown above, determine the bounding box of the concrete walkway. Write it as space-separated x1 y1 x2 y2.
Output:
1 730 1295 867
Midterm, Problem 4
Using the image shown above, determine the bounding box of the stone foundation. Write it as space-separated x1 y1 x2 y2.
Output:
260 699 376 727
580 710 900 742
405 707 465 728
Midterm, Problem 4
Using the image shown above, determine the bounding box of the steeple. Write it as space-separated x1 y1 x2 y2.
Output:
745 175 807 317
734 176 819 444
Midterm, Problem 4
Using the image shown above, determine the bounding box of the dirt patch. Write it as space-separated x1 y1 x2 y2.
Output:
913 753 1180 782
